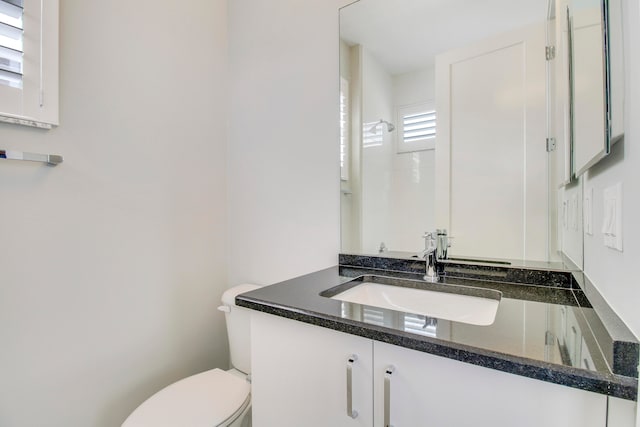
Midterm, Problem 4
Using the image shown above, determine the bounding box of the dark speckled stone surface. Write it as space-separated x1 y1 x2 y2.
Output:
237 264 639 401
339 253 574 287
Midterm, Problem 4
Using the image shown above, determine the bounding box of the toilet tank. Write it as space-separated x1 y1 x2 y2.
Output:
220 284 262 375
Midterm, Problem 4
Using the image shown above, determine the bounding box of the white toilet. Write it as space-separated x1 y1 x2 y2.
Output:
122 284 261 427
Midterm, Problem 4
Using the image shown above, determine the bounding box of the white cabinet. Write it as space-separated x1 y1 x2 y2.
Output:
374 341 606 427
607 397 636 427
251 312 608 427
251 312 373 426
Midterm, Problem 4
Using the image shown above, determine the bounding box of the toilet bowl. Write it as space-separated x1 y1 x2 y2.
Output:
122 284 261 427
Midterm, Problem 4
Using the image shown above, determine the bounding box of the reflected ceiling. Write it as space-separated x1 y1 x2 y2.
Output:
340 0 546 74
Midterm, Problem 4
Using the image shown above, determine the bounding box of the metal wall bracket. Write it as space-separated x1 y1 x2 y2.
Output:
546 138 557 152
546 45 556 60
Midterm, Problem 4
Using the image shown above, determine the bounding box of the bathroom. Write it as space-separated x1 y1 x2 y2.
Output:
0 0 639 426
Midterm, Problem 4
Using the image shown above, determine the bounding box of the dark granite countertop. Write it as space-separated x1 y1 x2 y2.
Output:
236 259 638 401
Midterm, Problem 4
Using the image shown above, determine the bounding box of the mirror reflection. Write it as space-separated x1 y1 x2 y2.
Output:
339 0 585 265
338 297 607 371
570 0 624 176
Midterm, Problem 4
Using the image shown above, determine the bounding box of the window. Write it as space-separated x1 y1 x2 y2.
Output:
0 0 23 89
396 102 436 153
339 77 350 181
341 302 438 338
0 0 58 129
403 313 437 337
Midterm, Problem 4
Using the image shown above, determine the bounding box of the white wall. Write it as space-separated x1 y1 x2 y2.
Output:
361 47 394 254
560 180 585 267
388 67 436 252
393 67 435 107
359 59 437 255
0 1 229 426
340 41 361 253
565 0 640 338
227 0 351 285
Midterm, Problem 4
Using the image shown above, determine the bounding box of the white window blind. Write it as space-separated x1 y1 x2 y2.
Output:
0 0 58 129
348 305 437 337
363 308 385 326
403 314 437 337
0 0 23 89
403 111 436 143
340 77 350 181
396 102 436 153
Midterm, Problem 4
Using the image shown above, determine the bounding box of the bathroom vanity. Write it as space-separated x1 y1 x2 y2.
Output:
264 0 639 423
237 258 638 427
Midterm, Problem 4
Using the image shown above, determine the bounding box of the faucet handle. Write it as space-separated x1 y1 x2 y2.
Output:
422 231 435 240
422 231 437 257
422 231 436 250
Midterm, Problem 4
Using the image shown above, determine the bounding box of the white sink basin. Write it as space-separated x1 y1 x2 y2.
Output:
329 280 500 326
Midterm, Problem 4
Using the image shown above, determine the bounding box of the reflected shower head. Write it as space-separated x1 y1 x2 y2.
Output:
369 119 395 133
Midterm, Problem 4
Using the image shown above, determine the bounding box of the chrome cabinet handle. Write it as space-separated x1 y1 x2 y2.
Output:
346 354 358 419
384 365 395 427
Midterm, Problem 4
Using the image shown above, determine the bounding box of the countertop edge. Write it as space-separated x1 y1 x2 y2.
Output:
237 295 638 401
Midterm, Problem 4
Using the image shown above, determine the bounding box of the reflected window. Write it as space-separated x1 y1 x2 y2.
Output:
396 103 436 153
340 77 350 180
404 313 437 337
341 302 437 338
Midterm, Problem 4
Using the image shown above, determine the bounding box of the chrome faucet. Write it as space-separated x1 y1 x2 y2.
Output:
421 232 438 282
421 229 451 282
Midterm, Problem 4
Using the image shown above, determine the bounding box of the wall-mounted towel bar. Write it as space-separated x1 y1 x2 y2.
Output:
0 150 63 166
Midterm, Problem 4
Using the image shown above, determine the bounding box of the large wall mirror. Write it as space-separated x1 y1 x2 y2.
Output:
569 0 624 176
338 0 607 268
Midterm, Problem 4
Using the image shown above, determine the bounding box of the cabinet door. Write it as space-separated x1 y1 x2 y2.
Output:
373 341 607 427
251 312 373 427
607 397 636 427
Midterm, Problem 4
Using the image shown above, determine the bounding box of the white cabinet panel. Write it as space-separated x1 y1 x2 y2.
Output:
251 312 373 427
373 341 607 427
607 396 636 427
251 315 608 427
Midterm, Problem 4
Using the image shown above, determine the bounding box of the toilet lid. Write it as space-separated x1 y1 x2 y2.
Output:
122 368 251 427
